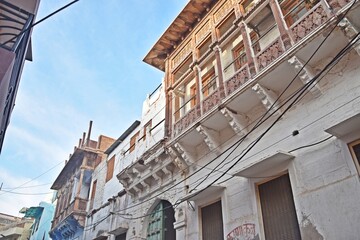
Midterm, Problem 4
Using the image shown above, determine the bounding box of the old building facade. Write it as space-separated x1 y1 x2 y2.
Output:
81 0 360 239
50 123 114 240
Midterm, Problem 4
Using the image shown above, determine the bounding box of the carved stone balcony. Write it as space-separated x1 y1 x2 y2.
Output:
168 0 359 144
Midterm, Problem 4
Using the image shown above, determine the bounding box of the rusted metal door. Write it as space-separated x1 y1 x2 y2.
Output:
201 200 224 240
258 174 301 240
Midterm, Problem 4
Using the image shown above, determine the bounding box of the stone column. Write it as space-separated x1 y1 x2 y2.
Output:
238 21 257 76
269 0 292 49
174 203 187 240
212 43 226 98
164 58 172 138
192 63 202 115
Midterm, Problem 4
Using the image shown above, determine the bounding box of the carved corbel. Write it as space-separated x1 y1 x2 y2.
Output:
174 142 197 164
162 165 173 178
288 56 322 97
127 168 140 180
220 108 249 136
168 146 189 174
338 17 360 56
152 171 163 185
196 125 221 153
252 84 282 114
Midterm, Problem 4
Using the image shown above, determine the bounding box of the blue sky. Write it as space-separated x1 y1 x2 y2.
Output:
0 0 186 216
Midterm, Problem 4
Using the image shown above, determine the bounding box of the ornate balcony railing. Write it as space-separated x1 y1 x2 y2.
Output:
225 64 251 96
170 0 356 139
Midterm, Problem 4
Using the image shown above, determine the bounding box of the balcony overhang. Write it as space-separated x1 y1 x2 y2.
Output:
108 223 129 236
234 151 294 178
325 113 360 139
143 0 215 71
181 185 225 202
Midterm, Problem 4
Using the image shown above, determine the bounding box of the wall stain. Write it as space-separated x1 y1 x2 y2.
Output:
301 213 324 240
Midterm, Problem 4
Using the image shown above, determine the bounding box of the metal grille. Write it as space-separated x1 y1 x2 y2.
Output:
201 200 224 240
258 174 301 240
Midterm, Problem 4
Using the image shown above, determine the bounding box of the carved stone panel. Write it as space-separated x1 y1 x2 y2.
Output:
202 89 221 114
225 65 250 96
214 0 235 24
257 38 284 71
291 4 328 43
173 107 200 137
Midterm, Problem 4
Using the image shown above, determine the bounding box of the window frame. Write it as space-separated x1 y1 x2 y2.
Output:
130 131 140 153
201 68 216 98
105 156 115 182
199 199 224 240
349 139 360 174
143 120 152 141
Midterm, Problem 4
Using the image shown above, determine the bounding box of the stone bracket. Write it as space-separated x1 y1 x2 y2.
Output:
220 108 249 136
252 84 282 114
168 146 190 174
196 125 221 153
288 56 322 97
338 17 360 56
174 142 197 164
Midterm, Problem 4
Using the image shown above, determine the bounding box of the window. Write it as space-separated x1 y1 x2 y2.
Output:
257 174 301 240
173 56 193 84
130 131 139 153
197 37 212 59
106 156 115 182
201 68 216 97
190 84 197 108
201 200 224 240
349 139 360 174
143 120 152 141
250 31 261 54
90 180 97 201
232 42 247 70
216 12 236 39
279 0 319 26
240 0 256 14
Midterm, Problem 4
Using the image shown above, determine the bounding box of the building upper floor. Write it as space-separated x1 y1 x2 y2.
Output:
143 0 359 147
50 122 114 233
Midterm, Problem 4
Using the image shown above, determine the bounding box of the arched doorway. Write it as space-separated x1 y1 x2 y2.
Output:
146 200 176 240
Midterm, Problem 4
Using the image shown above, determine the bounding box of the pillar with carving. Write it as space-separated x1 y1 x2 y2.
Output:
192 63 202 115
212 43 226 98
164 58 172 138
269 0 292 49
238 21 257 76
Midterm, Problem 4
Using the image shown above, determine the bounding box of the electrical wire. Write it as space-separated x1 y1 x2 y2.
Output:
64 1 359 226
184 28 360 205
289 136 334 153
0 182 51 190
0 160 63 196
190 0 359 191
113 19 360 221
0 189 53 195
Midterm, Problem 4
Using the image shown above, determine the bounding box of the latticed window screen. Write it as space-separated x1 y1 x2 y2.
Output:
146 201 176 240
258 174 301 240
201 200 224 240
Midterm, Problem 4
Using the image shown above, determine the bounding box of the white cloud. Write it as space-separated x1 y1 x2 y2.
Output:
0 167 54 216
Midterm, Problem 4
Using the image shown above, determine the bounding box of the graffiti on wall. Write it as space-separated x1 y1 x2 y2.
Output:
227 223 258 240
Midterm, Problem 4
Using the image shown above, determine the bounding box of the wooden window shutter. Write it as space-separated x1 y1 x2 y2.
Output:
258 174 301 240
201 200 224 240
106 156 115 182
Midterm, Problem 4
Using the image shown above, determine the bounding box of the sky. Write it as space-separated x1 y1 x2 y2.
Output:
0 0 187 216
